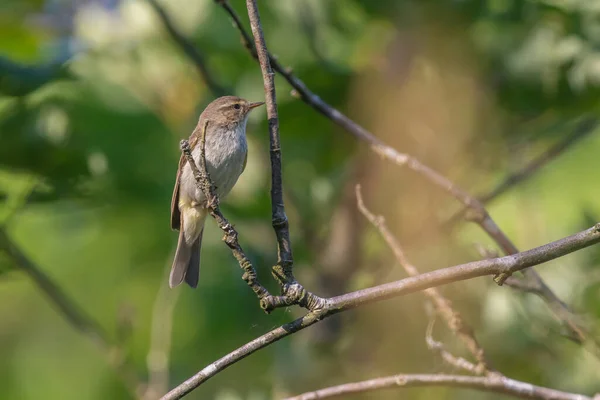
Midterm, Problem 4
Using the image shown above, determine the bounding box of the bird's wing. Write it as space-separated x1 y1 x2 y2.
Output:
170 132 200 231
242 150 248 173
170 154 185 231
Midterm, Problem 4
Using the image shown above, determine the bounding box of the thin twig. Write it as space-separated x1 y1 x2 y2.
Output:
283 373 594 400
0 227 143 397
161 223 600 399
425 318 483 374
356 185 490 373
444 117 597 229
213 0 592 348
244 0 324 311
145 0 227 96
143 264 182 400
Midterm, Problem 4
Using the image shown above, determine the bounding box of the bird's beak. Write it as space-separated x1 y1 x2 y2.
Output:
248 101 265 110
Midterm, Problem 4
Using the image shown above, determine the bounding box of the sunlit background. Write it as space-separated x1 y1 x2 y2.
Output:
1 0 600 399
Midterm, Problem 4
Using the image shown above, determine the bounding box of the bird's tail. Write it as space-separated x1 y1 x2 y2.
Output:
170 208 206 288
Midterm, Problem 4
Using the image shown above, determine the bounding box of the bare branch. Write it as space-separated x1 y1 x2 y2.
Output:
283 373 594 400
482 118 596 204
0 227 143 397
161 223 600 399
145 0 227 96
244 0 324 311
356 184 490 373
245 0 288 280
143 265 182 400
444 117 597 229
213 0 592 349
425 318 483 374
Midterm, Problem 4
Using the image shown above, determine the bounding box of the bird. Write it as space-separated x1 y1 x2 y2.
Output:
169 96 264 288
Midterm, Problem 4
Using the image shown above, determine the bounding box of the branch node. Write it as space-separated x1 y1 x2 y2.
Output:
394 376 408 386
493 272 511 286
272 215 288 228
464 207 486 223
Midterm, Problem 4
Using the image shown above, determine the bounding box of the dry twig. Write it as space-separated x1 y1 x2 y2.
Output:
143 264 182 400
283 373 594 400
356 184 490 374
444 117 597 229
425 318 484 375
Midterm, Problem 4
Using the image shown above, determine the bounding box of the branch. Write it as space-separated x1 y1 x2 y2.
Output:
0 227 143 396
161 223 600 399
283 373 594 400
143 265 182 400
444 117 597 229
244 0 324 311
425 318 484 375
356 185 491 374
145 0 227 96
213 0 591 347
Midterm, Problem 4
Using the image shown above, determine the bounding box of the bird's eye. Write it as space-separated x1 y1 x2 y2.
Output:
233 104 241 110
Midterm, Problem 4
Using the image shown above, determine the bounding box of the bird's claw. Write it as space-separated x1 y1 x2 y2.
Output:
206 195 220 209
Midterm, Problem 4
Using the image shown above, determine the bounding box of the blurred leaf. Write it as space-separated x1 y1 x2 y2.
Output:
0 56 73 97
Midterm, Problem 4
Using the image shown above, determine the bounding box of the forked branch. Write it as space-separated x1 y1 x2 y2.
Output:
356 185 491 374
245 0 324 311
162 222 600 399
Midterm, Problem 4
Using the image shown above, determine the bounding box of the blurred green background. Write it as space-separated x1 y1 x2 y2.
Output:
1 0 600 399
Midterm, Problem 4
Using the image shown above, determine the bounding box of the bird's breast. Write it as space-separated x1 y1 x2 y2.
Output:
180 124 248 205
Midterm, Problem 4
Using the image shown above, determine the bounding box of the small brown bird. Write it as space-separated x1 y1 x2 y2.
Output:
170 96 264 288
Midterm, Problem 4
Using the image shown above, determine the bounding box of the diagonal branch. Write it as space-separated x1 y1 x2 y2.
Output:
283 373 594 400
161 223 600 399
0 227 143 397
356 185 491 374
146 0 227 96
444 117 597 229
214 0 593 348
425 318 484 375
